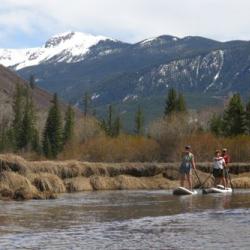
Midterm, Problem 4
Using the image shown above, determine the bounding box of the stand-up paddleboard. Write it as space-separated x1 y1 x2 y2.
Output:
173 187 198 195
203 185 232 194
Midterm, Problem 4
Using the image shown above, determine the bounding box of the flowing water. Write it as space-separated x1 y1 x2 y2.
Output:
0 190 250 250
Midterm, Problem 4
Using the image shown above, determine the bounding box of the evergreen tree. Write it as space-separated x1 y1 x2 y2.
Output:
113 115 121 137
29 75 35 89
107 105 113 136
19 94 36 150
164 88 178 116
222 94 246 136
176 93 187 113
209 114 223 135
12 84 23 149
245 100 250 135
32 129 41 154
134 105 144 135
63 105 75 145
43 93 63 158
43 134 52 158
83 92 91 117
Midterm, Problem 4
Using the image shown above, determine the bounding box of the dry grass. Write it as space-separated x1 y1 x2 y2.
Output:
90 174 178 190
64 177 93 192
232 177 250 188
1 154 250 200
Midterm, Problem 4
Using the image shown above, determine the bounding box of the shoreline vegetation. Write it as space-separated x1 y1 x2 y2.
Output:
1 154 250 201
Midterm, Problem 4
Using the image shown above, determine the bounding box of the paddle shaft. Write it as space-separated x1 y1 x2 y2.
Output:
199 172 213 189
194 169 203 188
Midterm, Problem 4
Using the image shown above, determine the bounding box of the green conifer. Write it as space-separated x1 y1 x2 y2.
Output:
176 93 187 113
164 88 178 116
12 83 23 149
63 105 75 145
135 105 144 135
83 92 91 117
222 94 246 136
43 93 63 158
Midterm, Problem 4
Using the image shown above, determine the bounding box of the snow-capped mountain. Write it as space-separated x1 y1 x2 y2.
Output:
0 31 114 70
1 32 250 129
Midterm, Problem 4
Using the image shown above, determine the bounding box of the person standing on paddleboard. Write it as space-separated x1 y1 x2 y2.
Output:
179 145 196 190
213 150 226 188
222 148 230 188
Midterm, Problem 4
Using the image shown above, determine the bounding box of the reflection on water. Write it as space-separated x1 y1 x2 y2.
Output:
0 190 250 249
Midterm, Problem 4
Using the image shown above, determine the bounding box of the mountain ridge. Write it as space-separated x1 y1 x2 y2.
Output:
1 31 250 130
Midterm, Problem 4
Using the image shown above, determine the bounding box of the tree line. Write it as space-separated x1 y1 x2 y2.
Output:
210 93 250 136
1 81 247 159
0 84 75 158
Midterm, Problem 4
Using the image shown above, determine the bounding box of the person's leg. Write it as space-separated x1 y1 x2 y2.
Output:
180 174 185 187
222 177 226 189
187 172 192 190
225 169 229 188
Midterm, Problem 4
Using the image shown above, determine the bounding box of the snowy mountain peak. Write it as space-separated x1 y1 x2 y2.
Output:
0 31 113 70
139 35 179 47
45 31 76 48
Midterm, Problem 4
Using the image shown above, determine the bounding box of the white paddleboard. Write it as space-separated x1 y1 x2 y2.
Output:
173 187 198 195
204 186 232 194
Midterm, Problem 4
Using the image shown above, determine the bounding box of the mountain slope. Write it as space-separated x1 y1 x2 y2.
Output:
1 32 250 130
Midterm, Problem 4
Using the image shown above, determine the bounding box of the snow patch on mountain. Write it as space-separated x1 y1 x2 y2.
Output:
0 31 112 70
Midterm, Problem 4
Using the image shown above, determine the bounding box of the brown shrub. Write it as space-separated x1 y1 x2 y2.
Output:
78 135 160 162
182 133 250 162
148 114 198 161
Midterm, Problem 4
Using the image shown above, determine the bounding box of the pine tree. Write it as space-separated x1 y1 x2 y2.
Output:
19 94 36 150
135 105 144 135
210 114 223 135
113 115 121 137
83 92 91 117
43 93 63 158
176 93 187 113
107 105 113 136
43 135 52 158
164 88 178 116
32 129 41 154
63 105 75 145
12 83 23 149
222 94 246 136
245 100 250 135
29 75 35 89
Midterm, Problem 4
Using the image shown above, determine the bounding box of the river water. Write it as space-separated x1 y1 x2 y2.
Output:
0 190 250 250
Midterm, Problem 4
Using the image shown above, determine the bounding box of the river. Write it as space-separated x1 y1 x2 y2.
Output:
0 190 250 249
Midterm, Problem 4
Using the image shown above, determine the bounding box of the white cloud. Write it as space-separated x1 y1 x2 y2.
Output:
1 0 250 48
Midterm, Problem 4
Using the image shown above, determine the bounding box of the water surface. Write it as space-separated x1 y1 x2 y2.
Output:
0 190 250 249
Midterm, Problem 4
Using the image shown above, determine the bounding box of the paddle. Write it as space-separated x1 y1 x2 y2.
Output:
194 169 203 188
199 172 213 189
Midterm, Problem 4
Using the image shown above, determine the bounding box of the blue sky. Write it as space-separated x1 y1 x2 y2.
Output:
1 0 250 48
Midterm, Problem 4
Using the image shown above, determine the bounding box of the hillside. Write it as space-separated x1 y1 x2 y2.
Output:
0 64 76 128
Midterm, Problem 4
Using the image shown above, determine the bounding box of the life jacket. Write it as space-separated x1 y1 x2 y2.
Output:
181 152 193 168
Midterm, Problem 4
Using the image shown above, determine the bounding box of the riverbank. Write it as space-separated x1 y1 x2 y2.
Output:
1 154 250 200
